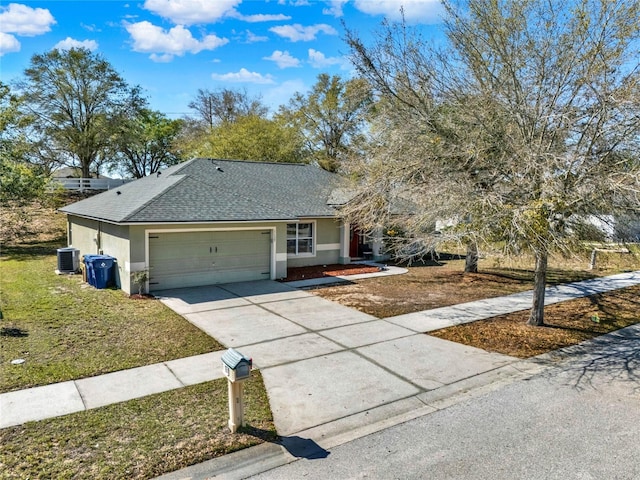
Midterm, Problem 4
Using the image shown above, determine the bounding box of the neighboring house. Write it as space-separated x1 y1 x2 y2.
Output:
52 167 131 191
52 167 103 179
60 158 377 294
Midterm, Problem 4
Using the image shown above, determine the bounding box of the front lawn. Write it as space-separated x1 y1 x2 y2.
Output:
0 240 277 479
1 243 223 393
0 377 277 480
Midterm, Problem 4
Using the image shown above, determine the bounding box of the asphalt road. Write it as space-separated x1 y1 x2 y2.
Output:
250 326 640 480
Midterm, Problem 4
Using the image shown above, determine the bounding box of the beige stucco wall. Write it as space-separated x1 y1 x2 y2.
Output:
68 216 100 257
67 215 132 292
99 222 131 292
287 218 342 268
66 216 345 292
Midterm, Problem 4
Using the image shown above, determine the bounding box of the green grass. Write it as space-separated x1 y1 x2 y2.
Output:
1 243 223 393
0 376 277 480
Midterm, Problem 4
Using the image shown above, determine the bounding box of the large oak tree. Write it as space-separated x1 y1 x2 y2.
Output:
16 48 145 178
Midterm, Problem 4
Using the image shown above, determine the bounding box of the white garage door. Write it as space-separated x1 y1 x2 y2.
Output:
148 230 271 291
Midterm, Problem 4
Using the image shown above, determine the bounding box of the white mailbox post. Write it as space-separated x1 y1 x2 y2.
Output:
221 348 252 433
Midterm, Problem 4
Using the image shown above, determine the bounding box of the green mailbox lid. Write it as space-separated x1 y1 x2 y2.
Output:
221 348 252 369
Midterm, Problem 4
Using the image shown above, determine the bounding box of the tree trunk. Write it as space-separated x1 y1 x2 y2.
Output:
464 241 478 273
527 250 548 326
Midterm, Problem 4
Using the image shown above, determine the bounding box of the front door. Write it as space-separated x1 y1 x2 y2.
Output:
349 227 361 258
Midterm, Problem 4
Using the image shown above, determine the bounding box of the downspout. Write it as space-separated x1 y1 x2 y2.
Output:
97 221 102 254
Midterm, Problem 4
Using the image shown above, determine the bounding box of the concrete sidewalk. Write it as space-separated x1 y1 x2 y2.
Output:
2 269 639 435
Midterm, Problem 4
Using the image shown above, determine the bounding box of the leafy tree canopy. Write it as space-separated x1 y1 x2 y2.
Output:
277 73 373 172
16 47 146 178
195 115 306 164
110 109 183 178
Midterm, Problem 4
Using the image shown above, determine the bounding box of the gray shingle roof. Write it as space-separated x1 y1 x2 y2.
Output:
60 159 344 223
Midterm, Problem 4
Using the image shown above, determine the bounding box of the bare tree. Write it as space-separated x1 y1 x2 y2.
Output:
187 88 268 128
345 0 640 326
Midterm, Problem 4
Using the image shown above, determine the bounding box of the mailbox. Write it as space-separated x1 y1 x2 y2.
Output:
221 348 252 382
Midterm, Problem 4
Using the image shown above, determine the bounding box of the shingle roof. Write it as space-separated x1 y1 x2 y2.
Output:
59 158 344 223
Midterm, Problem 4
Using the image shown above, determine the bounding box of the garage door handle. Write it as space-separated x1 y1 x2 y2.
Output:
210 246 218 253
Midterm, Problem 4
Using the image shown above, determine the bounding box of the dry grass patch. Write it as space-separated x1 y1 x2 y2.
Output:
308 252 640 358
430 285 640 358
308 259 541 318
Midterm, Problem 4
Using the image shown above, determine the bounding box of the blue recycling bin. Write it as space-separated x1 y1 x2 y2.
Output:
83 255 116 289
83 254 100 287
92 256 116 289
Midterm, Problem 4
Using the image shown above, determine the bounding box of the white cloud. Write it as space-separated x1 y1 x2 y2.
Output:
81 23 100 33
143 0 240 25
0 3 55 35
211 68 275 84
150 53 174 63
322 0 347 17
230 12 291 23
269 23 337 42
278 0 310 5
54 37 99 51
263 50 300 69
245 30 268 43
0 32 20 56
126 21 228 61
307 48 346 68
353 0 443 23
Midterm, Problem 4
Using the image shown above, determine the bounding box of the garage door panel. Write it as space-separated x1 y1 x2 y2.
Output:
149 230 271 291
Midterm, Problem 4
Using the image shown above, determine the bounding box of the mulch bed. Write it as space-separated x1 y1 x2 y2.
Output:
280 263 381 282
129 293 156 300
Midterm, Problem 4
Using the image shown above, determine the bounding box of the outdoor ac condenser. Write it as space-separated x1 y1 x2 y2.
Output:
56 247 80 274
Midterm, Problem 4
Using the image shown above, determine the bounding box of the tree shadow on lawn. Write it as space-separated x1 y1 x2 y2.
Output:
394 253 597 285
393 251 466 267
0 327 29 337
2 239 67 260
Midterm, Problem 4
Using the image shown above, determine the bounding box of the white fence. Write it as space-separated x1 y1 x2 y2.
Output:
53 178 132 191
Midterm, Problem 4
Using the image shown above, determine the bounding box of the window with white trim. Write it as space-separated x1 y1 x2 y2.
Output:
287 222 314 256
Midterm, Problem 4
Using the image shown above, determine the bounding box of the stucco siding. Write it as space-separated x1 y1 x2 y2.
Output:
68 216 99 257
287 249 340 268
99 223 131 292
315 218 341 244
66 216 344 291
286 217 341 268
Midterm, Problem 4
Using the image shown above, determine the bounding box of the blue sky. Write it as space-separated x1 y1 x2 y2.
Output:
1 0 444 117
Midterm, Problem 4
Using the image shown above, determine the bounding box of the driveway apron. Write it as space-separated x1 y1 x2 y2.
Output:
159 280 518 436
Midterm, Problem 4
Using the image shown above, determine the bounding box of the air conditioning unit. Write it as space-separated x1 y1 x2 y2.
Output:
56 247 80 274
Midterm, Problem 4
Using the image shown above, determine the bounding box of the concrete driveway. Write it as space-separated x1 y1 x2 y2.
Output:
158 280 518 436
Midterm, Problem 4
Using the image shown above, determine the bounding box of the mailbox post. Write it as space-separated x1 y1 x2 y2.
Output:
221 348 252 433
